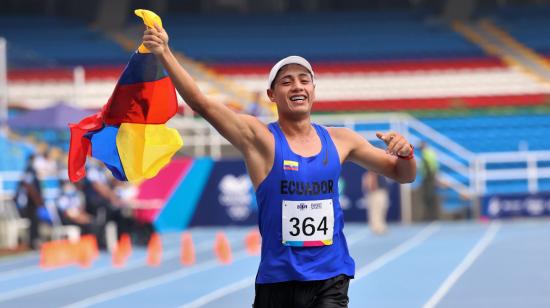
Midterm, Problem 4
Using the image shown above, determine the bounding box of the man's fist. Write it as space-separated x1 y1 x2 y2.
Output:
142 23 169 55
376 132 412 157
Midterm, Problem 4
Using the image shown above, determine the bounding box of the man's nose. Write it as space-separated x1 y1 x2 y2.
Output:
290 80 304 91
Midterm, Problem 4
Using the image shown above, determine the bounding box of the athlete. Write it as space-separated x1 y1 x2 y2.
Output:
143 24 416 308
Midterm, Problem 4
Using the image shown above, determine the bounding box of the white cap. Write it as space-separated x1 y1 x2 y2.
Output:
267 55 315 89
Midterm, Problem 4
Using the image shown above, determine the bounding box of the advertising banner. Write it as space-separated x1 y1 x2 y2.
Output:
190 160 258 226
189 160 401 226
340 162 401 222
482 192 550 218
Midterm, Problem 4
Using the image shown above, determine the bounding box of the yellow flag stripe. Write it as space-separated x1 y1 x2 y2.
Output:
117 123 183 183
283 160 299 167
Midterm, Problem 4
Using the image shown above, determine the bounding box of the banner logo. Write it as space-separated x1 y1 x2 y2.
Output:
218 174 255 221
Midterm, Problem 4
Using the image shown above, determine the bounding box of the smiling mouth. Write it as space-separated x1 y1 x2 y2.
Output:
290 95 307 103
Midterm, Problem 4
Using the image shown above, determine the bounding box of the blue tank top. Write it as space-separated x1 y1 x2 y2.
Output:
255 122 355 284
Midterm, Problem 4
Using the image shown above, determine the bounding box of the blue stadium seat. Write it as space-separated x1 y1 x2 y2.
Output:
160 10 485 63
421 114 550 153
1 16 128 68
490 6 550 54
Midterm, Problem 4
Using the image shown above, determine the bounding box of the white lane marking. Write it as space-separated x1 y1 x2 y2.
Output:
352 222 441 283
0 234 187 283
346 228 370 245
423 222 501 308
0 253 38 266
0 266 41 282
0 239 214 303
62 250 252 308
179 276 256 308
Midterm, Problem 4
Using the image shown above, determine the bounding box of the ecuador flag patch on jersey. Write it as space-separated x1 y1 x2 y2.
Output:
283 160 299 171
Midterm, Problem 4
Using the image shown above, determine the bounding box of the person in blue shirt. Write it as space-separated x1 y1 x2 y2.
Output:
143 24 416 307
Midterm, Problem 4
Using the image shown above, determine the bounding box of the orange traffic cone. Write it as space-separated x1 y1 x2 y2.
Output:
39 241 54 269
77 235 99 268
214 232 232 264
180 232 195 266
119 233 132 258
52 240 74 268
111 236 127 267
112 233 132 268
245 229 261 256
112 247 125 268
147 233 162 266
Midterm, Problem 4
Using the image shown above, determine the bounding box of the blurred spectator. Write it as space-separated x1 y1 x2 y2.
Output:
58 152 70 180
57 180 100 238
114 181 156 245
81 161 117 248
419 141 440 221
363 171 389 235
32 142 50 178
82 160 118 217
114 181 139 209
44 147 63 177
246 91 263 117
82 160 135 248
14 155 44 249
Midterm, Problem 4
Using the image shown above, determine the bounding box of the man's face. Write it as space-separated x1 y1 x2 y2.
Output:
267 64 315 117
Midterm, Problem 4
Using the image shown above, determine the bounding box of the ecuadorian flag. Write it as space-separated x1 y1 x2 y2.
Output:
283 160 299 171
68 10 183 183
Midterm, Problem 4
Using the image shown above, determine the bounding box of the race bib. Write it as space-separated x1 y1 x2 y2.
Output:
282 199 334 247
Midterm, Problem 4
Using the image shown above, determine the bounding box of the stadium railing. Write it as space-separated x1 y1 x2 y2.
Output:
169 113 550 221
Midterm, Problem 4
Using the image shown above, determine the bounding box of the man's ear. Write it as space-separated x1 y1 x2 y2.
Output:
267 89 275 102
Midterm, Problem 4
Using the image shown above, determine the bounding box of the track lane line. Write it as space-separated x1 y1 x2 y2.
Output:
423 222 501 308
352 222 440 283
0 237 217 303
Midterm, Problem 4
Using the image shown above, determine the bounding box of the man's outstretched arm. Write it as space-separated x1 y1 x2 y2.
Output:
330 128 416 183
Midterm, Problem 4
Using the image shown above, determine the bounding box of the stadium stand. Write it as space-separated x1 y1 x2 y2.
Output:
163 10 485 62
489 5 550 55
0 16 127 68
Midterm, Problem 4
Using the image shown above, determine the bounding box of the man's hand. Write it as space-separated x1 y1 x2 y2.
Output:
376 131 412 157
143 23 169 55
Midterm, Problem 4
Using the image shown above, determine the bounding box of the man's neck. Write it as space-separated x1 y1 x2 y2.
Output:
278 116 313 138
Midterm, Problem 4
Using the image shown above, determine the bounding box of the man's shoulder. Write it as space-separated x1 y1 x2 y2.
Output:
325 126 356 140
